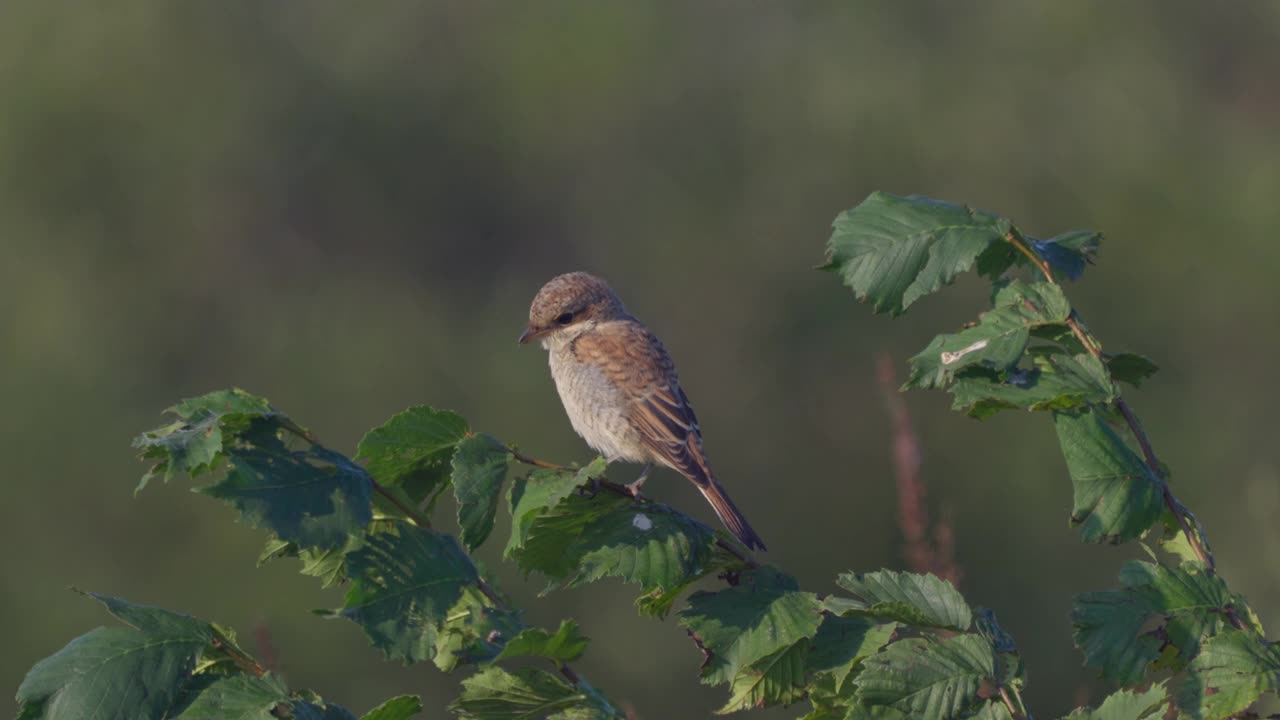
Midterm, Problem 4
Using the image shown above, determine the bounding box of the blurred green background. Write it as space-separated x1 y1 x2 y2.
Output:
4 2 1280 717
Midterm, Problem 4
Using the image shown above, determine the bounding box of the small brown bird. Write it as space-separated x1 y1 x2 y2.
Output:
519 272 766 551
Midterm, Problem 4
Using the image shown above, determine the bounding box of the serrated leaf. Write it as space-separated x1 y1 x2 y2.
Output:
495 620 589 663
718 639 810 713
198 444 373 549
452 434 512 550
950 352 1116 419
823 192 1014 315
1065 683 1168 720
1106 353 1159 388
834 570 973 631
505 459 608 557
432 586 524 672
332 522 479 664
1053 409 1165 544
855 634 999 720
169 674 293 720
357 406 468 501
511 492 717 593
450 666 617 720
807 615 897 694
905 280 1072 390
679 567 823 686
1073 560 1244 684
1178 631 1280 719
17 598 215 720
132 388 278 491
359 695 423 720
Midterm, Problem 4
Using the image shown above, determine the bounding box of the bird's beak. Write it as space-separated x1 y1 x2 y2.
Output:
517 324 543 345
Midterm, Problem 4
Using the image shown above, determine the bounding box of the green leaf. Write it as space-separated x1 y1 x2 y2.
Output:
1106 353 1159 388
359 696 423 720
332 522 480 664
679 567 823 687
1065 683 1168 720
1072 560 1244 684
855 634 999 720
505 459 608 557
905 280 1071 390
132 388 277 491
834 570 973 631
718 639 810 713
169 674 293 720
450 666 618 719
511 492 718 594
198 444 373 549
495 620 589 663
17 598 215 720
356 406 469 501
1178 631 1280 719
431 586 524 672
822 192 1013 315
807 615 897 694
950 352 1116 419
452 434 512 550
1053 409 1165 544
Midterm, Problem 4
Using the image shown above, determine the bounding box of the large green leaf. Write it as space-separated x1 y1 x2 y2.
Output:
450 666 619 720
133 388 277 491
906 280 1071 390
495 620 589 663
356 406 469 502
1178 631 1280 719
855 634 999 720
505 459 608 557
1072 560 1247 684
169 674 293 720
431 586 524 672
17 599 215 720
822 193 1014 315
1053 409 1165 544
451 433 512 550
198 444 373 550
834 570 972 631
331 522 480 665
511 492 717 593
1064 683 1168 720
679 567 823 687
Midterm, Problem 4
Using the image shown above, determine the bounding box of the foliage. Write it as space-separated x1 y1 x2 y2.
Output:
19 191 1276 719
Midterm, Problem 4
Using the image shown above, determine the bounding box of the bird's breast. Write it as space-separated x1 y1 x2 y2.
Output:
548 349 645 463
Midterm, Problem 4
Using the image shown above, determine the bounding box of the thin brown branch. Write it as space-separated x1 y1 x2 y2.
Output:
509 448 572 470
212 635 267 678
1000 686 1028 720
1004 231 1216 572
557 661 581 684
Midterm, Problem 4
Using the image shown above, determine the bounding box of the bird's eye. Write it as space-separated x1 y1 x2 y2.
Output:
555 312 575 325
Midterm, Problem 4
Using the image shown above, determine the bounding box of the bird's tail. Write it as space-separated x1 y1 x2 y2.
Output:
696 479 767 552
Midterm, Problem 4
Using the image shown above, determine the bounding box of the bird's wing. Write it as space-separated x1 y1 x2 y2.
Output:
571 321 714 485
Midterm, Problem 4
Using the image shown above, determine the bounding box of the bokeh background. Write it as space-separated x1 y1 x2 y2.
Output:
4 3 1280 717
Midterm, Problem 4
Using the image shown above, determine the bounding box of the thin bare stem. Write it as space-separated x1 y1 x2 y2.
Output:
1004 230 1215 572
1000 686 1028 720
509 448 571 470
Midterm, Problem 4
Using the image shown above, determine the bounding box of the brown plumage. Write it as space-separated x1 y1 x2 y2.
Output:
519 272 767 551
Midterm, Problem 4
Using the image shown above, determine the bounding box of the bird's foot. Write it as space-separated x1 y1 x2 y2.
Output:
626 463 653 500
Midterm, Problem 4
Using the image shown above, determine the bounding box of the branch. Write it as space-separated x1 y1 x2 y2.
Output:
1005 230 1215 572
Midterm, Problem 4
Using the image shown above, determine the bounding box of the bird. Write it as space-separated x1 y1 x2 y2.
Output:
518 271 767 552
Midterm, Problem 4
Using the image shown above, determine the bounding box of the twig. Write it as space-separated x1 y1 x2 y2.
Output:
509 447 571 470
1000 686 1028 720
212 634 267 678
1004 230 1215 572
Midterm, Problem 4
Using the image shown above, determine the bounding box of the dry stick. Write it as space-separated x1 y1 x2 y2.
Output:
999 686 1027 720
1005 231 1215 571
507 448 761 571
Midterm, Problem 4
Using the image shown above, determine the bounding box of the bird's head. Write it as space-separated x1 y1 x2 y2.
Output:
519 272 628 348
